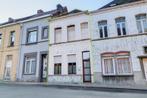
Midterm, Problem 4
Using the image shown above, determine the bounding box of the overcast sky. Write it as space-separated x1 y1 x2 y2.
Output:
0 0 113 23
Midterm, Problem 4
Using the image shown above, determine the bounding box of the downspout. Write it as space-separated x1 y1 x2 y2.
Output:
87 11 95 83
17 22 23 81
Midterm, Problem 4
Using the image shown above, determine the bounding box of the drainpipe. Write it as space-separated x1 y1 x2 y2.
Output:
87 11 95 83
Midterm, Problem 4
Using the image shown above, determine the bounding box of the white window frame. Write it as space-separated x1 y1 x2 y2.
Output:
81 22 89 39
24 57 36 74
98 21 108 38
136 16 147 33
54 28 62 43
67 25 75 41
116 21 126 36
102 57 116 76
102 55 133 76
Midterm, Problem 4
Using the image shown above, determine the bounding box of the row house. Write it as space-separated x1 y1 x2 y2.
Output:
91 0 147 85
48 10 92 83
0 19 21 81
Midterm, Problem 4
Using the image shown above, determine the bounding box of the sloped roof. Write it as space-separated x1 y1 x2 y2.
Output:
100 0 142 9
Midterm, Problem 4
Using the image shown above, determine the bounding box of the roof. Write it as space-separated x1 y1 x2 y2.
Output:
100 0 142 9
0 4 68 26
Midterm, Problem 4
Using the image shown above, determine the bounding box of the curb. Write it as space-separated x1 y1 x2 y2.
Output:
0 82 147 93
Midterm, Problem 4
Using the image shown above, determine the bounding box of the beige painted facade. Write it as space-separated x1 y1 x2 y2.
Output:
0 24 21 81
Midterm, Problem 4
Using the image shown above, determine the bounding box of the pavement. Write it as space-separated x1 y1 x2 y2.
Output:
0 81 147 93
0 84 147 98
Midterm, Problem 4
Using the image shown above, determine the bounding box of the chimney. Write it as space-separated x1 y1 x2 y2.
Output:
8 17 15 22
37 9 44 14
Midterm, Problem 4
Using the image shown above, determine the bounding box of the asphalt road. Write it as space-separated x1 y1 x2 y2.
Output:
0 84 147 98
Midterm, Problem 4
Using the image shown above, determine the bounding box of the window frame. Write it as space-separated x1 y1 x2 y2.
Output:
115 17 127 36
0 33 2 48
136 14 147 33
98 20 108 39
81 22 89 39
41 26 49 40
26 27 38 45
23 53 37 75
102 52 133 76
54 27 62 43
67 25 75 41
9 31 15 47
54 63 62 75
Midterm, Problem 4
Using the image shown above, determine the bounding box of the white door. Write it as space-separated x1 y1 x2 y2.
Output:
143 58 147 80
4 56 12 80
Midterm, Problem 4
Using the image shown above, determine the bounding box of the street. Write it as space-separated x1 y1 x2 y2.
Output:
0 84 147 98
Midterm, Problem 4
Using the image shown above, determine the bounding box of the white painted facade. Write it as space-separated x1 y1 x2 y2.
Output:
91 1 147 85
48 12 92 83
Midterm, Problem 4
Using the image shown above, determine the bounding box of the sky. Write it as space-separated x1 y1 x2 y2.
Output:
0 0 113 23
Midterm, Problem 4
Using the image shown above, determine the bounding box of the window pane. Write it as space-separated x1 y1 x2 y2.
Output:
28 31 37 43
25 61 30 74
117 24 121 36
122 23 126 35
104 58 114 74
104 26 108 37
31 60 36 74
116 58 131 74
55 28 62 43
137 21 143 33
67 25 75 41
143 20 147 32
42 27 48 39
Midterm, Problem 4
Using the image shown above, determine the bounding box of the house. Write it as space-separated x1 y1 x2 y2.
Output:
17 5 67 82
48 10 92 83
0 18 21 81
91 0 147 85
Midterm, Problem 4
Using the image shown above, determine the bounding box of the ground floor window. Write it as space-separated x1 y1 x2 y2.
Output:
54 56 62 75
68 54 76 74
102 51 132 76
24 54 36 75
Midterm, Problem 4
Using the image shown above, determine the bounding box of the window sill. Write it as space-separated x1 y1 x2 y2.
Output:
102 74 134 77
23 73 36 75
25 42 38 45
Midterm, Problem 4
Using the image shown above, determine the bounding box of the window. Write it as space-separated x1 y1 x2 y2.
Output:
0 33 2 47
42 26 48 39
67 25 75 41
24 56 36 74
27 27 38 44
81 22 88 39
115 17 127 36
68 54 76 74
136 14 147 33
102 52 132 76
98 21 108 38
55 28 62 43
144 46 147 54
9 31 15 47
54 56 62 75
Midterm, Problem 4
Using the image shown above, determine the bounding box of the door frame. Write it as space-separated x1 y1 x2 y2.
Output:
82 51 92 83
39 51 48 82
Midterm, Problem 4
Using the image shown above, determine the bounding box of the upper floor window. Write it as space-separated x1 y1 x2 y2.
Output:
42 26 48 39
81 22 88 39
9 31 15 47
102 52 132 76
0 33 2 47
115 17 127 36
55 27 62 43
67 25 75 41
136 14 147 33
27 27 38 44
98 21 108 38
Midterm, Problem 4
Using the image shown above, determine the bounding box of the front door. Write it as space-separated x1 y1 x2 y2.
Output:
40 54 48 82
4 56 12 80
143 58 147 80
82 51 91 82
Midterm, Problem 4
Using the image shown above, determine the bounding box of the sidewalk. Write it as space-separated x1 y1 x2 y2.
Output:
1 81 147 93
